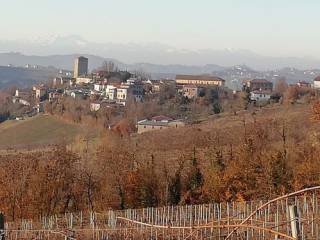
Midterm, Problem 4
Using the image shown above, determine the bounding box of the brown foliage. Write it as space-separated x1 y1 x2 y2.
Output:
1 103 320 221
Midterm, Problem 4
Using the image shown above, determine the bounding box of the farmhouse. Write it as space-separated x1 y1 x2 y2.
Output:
137 115 185 134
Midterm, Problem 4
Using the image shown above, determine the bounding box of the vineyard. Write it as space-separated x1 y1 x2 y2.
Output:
2 187 320 240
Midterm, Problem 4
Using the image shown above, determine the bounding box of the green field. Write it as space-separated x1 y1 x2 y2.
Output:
0 115 83 149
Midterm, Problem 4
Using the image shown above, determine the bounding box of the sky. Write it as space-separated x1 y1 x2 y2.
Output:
1 0 320 58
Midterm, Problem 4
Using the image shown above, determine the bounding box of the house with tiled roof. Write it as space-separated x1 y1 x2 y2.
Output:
137 115 185 134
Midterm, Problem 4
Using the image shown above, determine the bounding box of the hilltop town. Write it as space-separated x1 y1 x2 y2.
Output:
1 55 318 138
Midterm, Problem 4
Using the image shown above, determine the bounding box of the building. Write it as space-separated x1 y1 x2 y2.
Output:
15 89 31 98
76 77 92 85
90 102 101 112
48 91 62 102
137 115 185 134
314 76 320 89
244 79 273 91
33 85 47 99
35 103 44 113
182 85 200 99
116 79 144 103
176 75 225 87
53 77 72 87
106 85 117 100
127 80 144 102
151 80 162 92
94 83 105 92
116 87 128 101
12 97 31 106
250 90 271 102
74 56 88 78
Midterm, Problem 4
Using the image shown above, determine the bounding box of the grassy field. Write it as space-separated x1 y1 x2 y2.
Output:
0 114 83 149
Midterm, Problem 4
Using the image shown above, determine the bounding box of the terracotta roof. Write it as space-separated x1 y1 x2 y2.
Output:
314 76 320 82
176 75 225 82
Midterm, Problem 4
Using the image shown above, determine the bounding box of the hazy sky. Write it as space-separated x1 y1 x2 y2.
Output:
1 0 320 57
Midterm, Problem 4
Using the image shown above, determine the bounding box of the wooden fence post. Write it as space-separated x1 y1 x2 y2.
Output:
0 213 5 240
289 205 301 240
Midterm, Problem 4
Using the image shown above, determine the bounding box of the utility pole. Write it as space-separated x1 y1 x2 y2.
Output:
289 205 301 240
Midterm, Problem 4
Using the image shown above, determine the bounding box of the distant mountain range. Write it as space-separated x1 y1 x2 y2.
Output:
1 35 320 70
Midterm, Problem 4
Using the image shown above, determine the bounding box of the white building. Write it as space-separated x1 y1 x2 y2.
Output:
314 76 320 89
12 97 31 106
90 102 101 112
106 85 117 100
94 83 105 92
117 87 128 100
250 91 271 102
53 77 72 87
33 86 47 99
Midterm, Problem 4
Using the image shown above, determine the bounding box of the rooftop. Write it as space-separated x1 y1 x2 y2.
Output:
137 120 169 127
314 76 320 81
151 115 173 122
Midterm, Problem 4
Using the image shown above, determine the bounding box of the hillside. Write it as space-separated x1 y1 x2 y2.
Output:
1 102 320 222
0 65 59 89
0 114 83 149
